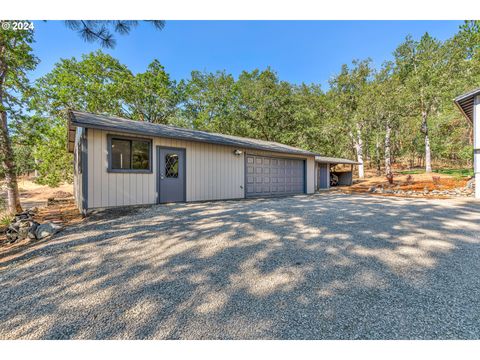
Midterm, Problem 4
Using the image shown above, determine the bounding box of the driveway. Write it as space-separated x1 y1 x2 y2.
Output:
1 193 480 339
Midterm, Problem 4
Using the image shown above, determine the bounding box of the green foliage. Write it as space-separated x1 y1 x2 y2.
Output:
33 122 73 187
0 213 12 228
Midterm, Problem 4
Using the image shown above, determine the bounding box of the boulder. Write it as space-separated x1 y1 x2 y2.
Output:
35 222 63 240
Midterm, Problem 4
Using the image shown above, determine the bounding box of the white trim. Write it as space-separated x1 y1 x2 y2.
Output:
474 95 479 199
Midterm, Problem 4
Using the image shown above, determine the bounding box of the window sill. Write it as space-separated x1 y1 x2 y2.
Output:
107 169 153 174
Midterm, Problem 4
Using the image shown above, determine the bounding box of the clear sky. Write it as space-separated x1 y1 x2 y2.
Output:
31 20 464 89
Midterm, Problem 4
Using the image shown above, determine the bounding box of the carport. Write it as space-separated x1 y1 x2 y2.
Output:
315 156 359 190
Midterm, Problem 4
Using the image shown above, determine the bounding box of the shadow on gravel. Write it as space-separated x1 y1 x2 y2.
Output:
0 194 479 339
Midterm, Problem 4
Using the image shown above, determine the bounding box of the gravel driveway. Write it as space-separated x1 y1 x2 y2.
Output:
1 193 480 339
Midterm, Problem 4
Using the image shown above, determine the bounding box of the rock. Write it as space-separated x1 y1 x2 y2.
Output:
466 178 475 190
5 232 19 243
28 222 40 239
35 222 63 240
18 226 30 239
368 186 376 193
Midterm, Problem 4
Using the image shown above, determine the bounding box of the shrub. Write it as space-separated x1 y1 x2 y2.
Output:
0 213 12 233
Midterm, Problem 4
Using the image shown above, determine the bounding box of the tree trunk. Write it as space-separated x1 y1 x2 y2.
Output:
421 111 432 173
375 135 381 175
352 124 364 179
0 110 22 213
384 122 392 177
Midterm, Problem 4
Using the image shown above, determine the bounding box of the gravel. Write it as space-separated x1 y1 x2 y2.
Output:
1 193 479 339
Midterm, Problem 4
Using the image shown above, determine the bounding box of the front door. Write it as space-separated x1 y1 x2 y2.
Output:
157 147 186 203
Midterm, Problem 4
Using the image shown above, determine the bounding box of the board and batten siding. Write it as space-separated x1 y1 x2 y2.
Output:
86 129 316 208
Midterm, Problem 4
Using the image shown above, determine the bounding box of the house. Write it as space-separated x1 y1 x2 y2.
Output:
454 88 480 199
68 111 356 214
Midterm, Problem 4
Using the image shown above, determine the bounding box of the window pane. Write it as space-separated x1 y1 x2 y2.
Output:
132 140 150 170
111 139 131 169
165 154 179 178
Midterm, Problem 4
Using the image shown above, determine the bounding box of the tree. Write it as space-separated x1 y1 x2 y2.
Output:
64 21 165 48
235 68 296 143
329 59 373 178
364 63 406 177
124 60 181 124
394 33 451 173
0 24 38 213
182 70 239 133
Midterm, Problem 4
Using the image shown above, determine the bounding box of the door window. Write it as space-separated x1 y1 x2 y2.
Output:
165 154 179 178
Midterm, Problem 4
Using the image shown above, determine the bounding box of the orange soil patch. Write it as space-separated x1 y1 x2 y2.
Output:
342 172 468 198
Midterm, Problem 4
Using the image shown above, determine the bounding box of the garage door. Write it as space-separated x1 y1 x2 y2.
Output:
245 155 305 197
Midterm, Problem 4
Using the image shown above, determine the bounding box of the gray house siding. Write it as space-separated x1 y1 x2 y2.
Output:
79 128 315 209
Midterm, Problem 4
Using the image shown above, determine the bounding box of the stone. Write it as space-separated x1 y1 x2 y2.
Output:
28 222 40 240
6 232 19 243
466 178 475 190
35 222 63 240
368 186 376 193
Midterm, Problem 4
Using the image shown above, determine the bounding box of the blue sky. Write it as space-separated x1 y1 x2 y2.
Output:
31 20 464 89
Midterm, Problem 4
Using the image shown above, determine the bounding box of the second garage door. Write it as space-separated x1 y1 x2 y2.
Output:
245 154 305 197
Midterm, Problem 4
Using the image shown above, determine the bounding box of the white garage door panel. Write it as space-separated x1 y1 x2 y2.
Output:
246 155 305 197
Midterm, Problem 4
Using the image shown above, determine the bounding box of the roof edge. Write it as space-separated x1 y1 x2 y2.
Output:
69 110 317 157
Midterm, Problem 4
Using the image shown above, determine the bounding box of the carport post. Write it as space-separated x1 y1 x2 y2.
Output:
474 95 480 199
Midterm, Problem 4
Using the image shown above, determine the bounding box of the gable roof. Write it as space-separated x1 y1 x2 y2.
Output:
68 111 317 156
454 87 480 123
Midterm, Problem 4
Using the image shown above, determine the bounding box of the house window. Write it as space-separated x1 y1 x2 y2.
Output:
109 136 152 172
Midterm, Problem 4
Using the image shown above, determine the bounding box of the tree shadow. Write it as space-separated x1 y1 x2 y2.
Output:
0 193 479 339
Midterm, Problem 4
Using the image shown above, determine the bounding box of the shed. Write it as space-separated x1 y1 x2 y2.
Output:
68 111 319 214
314 156 359 190
454 88 480 199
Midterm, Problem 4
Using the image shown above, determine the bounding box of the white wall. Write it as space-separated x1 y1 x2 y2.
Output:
86 129 316 208
474 95 479 199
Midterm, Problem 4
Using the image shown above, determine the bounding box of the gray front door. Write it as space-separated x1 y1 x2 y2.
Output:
245 155 305 197
157 147 186 203
319 163 328 189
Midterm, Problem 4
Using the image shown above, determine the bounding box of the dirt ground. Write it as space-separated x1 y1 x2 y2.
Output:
0 178 83 261
11 178 74 210
343 171 468 196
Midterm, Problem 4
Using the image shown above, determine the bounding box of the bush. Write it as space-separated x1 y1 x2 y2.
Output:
0 213 12 233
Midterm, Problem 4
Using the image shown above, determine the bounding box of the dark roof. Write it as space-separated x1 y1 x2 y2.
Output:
315 156 359 165
454 87 480 123
69 111 317 156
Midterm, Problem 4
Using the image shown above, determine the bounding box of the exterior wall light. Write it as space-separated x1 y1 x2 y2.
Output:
233 149 243 156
